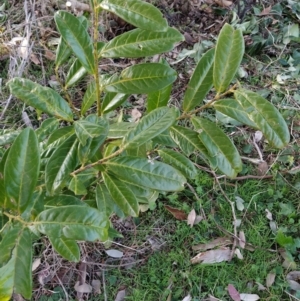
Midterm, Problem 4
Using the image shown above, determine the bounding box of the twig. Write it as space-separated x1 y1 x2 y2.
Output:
56 273 69 301
83 259 144 268
102 269 107 301
186 182 206 220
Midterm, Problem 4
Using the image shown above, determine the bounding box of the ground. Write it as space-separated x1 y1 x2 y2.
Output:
1 0 300 300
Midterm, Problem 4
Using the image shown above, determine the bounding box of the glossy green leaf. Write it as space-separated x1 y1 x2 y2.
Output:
96 184 114 217
158 149 197 179
170 125 209 157
147 84 172 113
54 11 94 74
105 156 186 191
81 81 97 115
124 107 177 147
45 134 78 195
99 0 168 31
107 122 136 139
8 78 73 122
213 98 257 128
0 227 32 300
46 126 75 146
4 128 40 213
152 130 177 147
234 89 290 148
102 92 129 113
103 173 139 216
192 117 242 177
213 24 244 93
182 48 214 112
68 176 87 195
36 118 59 142
65 58 87 88
100 27 183 58
55 37 72 68
0 130 20 146
35 206 109 241
48 236 80 262
75 120 106 146
45 195 87 208
103 63 177 94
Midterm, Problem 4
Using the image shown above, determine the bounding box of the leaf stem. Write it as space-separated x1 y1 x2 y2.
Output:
93 2 102 116
178 84 238 120
3 212 31 226
71 147 125 176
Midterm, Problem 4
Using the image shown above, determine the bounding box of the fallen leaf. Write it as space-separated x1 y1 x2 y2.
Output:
18 37 29 59
131 108 142 122
92 279 101 294
240 293 260 301
194 215 203 225
182 294 192 301
265 209 273 221
266 273 275 287
254 131 263 142
192 237 233 251
234 248 243 260
256 282 266 291
269 221 277 232
239 231 246 249
66 0 91 12
187 209 196 227
286 271 300 290
214 0 232 7
44 49 56 61
191 248 231 264
279 249 297 269
32 258 41 271
164 205 187 221
184 32 194 44
257 161 268 176
115 289 126 301
74 281 92 293
105 249 124 258
259 5 272 16
209 295 222 301
235 196 245 211
228 284 241 301
233 219 242 227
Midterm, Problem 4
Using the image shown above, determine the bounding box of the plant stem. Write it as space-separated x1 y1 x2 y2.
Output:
3 212 31 226
71 147 125 176
93 2 102 116
178 84 238 120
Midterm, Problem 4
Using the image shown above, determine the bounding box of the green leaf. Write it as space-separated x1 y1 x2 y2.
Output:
105 156 186 191
75 120 106 146
35 206 109 241
107 122 136 139
81 81 97 115
158 149 197 179
45 134 78 195
46 126 75 147
68 176 87 195
36 118 60 142
147 84 172 113
214 98 257 128
0 227 32 300
96 184 114 217
48 236 80 262
99 0 168 31
55 37 72 68
103 173 139 217
103 63 177 94
170 125 209 157
182 48 214 112
192 117 242 177
213 24 244 93
7 78 73 122
102 92 129 113
100 27 183 58
54 11 94 74
65 58 87 88
0 130 20 146
234 89 290 148
124 107 177 147
152 130 177 147
45 195 87 208
4 128 40 213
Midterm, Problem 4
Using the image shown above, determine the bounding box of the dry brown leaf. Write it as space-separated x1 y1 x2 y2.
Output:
256 282 266 291
228 284 241 301
194 215 203 225
214 0 232 7
286 271 300 290
187 209 196 227
66 0 91 13
32 258 41 271
191 248 231 264
18 37 29 59
240 294 260 301
234 248 243 260
74 281 92 293
279 249 297 269
265 209 273 221
44 49 56 61
257 161 268 176
266 273 275 288
209 295 222 301
164 205 187 221
239 231 246 249
192 237 233 251
30 53 40 65
131 108 142 122
259 5 272 16
182 294 192 301
92 279 101 294
115 289 126 301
